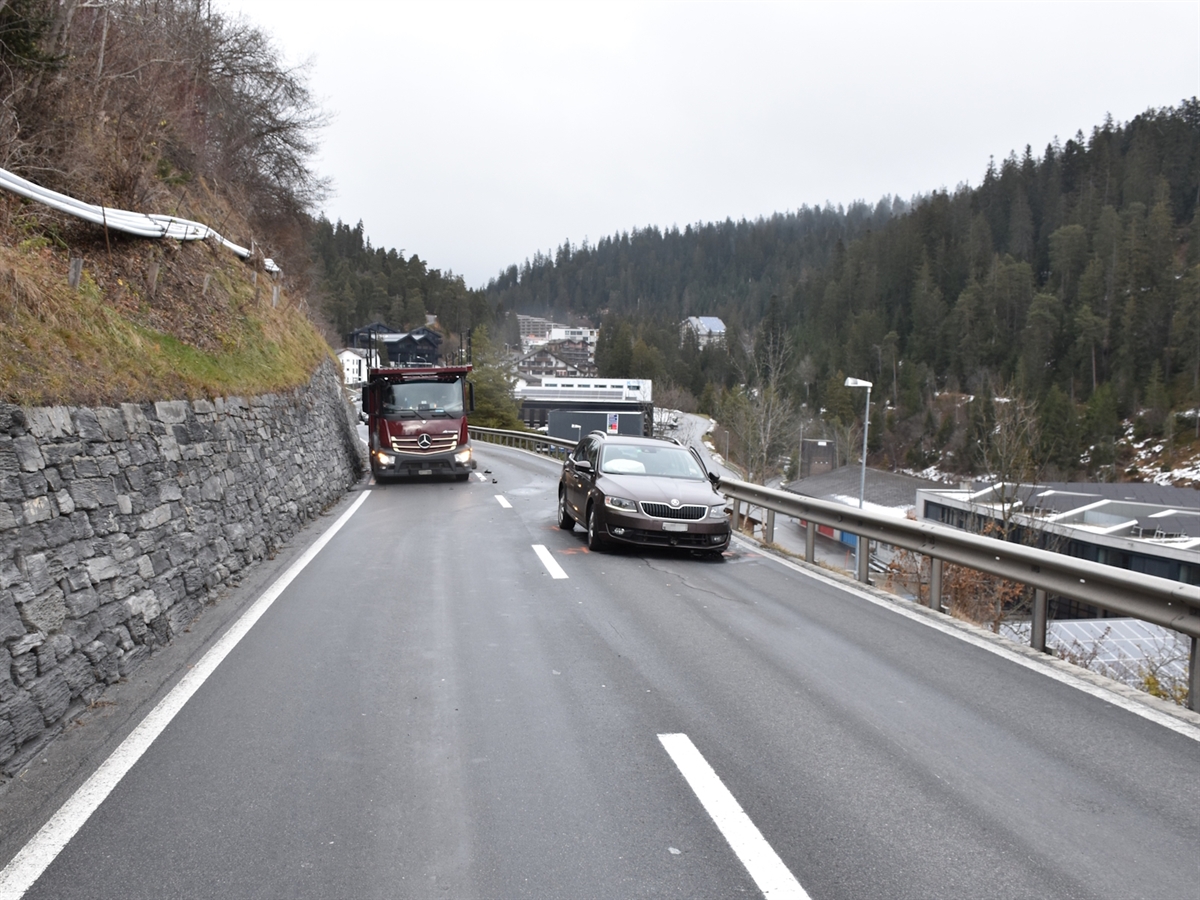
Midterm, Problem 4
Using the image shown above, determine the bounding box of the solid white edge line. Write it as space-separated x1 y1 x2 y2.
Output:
0 490 374 900
532 544 568 579
659 733 809 900
732 535 1200 744
495 495 512 508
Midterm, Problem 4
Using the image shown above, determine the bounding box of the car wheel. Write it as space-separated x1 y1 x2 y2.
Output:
586 504 606 551
557 488 575 530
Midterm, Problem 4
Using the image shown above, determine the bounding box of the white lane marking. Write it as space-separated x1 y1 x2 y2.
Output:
0 491 374 899
659 733 809 900
733 535 1200 744
474 471 487 481
532 544 568 579
495 495 512 509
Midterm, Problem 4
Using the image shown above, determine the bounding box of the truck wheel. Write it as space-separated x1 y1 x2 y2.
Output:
586 504 606 551
557 489 575 530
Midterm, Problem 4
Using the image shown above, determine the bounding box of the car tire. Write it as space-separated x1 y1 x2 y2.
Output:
558 489 575 530
586 504 606 551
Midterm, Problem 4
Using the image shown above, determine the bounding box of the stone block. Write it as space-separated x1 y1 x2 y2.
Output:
72 409 104 442
0 594 21 643
0 403 26 434
0 691 43 744
140 504 172 529
39 442 83 467
9 632 43 656
27 670 70 724
0 717 14 765
0 503 18 531
69 479 116 511
117 645 149 677
116 495 132 515
40 515 75 548
35 641 56 675
18 587 67 634
64 586 100 618
21 496 51 525
154 401 190 425
9 651 36 686
24 407 73 440
58 652 94 695
94 408 127 441
11 436 45 473
120 403 151 435
85 556 119 583
53 488 75 517
157 481 183 502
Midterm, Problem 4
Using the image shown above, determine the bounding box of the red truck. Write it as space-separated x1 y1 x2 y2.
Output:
361 365 478 481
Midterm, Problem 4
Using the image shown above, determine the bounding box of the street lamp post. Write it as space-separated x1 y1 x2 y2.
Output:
844 377 872 582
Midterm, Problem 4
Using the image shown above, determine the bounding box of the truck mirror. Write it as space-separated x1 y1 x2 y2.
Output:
361 384 369 412
468 382 475 412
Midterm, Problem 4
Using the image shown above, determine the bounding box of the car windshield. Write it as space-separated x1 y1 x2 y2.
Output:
384 381 463 418
599 445 706 479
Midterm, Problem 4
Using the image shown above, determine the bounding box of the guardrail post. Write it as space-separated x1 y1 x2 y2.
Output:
1190 637 1198 712
805 520 815 563
928 557 943 611
765 509 775 544
1031 589 1048 652
732 499 742 533
856 536 869 583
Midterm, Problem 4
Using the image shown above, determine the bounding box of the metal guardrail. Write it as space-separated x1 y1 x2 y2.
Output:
469 426 575 461
468 426 1199 710
717 477 1200 711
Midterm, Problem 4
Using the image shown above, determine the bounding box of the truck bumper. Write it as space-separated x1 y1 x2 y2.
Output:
370 446 478 479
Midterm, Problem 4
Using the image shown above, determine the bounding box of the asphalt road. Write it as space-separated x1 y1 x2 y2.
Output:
3 444 1198 899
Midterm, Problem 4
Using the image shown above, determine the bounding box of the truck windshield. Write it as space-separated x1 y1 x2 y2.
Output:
384 381 463 417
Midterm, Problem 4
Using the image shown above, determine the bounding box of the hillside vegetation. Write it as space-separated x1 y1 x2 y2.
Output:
483 103 1200 485
0 0 331 406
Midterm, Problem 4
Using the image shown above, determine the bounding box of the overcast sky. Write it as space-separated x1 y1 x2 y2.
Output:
226 1 1199 289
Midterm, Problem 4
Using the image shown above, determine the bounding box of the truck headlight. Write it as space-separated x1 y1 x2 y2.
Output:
454 448 472 464
605 496 636 511
376 451 395 466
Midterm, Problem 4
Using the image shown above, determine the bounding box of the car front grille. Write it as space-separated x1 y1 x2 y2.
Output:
390 435 458 454
639 502 708 520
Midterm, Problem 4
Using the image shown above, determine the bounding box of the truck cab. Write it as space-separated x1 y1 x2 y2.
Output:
361 366 477 481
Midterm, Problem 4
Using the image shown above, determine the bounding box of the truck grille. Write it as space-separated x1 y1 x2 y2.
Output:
639 502 707 520
390 435 459 454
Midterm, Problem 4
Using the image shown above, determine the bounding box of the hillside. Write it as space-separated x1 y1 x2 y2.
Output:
0 0 331 407
481 102 1200 487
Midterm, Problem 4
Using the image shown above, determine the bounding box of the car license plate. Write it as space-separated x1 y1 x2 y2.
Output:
418 469 433 475
662 522 688 532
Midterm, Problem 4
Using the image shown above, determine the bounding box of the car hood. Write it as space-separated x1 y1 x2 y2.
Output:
598 473 722 505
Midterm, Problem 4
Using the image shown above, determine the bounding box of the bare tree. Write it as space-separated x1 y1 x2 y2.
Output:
720 328 796 484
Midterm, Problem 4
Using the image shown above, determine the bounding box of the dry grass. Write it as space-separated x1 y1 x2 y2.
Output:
0 201 331 407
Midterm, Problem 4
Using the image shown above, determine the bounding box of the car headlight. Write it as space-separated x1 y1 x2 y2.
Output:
709 504 730 518
454 448 472 464
604 496 637 511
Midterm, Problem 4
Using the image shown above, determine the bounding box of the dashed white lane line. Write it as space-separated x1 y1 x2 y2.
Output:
495 495 512 509
0 491 374 900
474 471 488 481
659 733 809 900
532 544 568 579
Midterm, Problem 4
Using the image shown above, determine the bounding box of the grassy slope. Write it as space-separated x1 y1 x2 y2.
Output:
0 206 332 408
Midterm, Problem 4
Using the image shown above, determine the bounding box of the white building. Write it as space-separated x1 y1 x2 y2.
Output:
681 316 727 348
338 348 376 385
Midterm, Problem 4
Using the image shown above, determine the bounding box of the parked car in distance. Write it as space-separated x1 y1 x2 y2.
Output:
558 431 731 554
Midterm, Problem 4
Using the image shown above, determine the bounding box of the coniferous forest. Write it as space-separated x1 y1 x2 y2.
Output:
314 101 1200 484
478 101 1200 483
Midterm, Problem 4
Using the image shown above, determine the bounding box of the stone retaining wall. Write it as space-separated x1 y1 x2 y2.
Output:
0 359 365 775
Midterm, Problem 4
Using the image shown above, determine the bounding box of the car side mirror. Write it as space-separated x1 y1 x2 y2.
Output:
575 459 593 474
707 470 721 486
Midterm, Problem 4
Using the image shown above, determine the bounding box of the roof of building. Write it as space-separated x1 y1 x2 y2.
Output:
784 467 943 514
683 316 726 334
